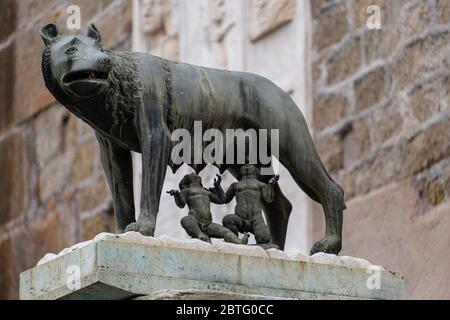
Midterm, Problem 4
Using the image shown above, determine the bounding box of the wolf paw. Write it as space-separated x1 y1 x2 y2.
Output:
310 236 342 255
124 220 155 237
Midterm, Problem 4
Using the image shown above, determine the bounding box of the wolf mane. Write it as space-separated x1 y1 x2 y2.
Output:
104 51 143 127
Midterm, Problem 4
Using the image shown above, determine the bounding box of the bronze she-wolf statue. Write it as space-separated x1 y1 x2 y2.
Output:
39 23 345 255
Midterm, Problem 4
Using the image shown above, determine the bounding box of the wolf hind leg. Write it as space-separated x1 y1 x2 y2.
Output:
310 182 344 254
281 137 344 255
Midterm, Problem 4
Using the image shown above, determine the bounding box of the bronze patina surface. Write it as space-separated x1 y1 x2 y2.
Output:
40 23 344 254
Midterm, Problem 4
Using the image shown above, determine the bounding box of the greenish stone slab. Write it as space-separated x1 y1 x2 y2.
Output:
20 233 404 300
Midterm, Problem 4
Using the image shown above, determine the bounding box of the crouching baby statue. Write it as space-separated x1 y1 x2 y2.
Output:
167 173 248 244
219 165 279 249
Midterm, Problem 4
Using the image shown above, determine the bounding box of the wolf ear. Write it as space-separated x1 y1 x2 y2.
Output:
87 23 103 47
40 23 60 46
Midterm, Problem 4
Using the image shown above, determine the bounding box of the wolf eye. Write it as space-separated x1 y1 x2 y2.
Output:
65 47 78 55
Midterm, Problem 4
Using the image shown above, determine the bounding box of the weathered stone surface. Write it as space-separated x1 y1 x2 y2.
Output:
316 133 344 172
37 253 58 266
355 67 386 112
340 142 405 199
134 289 288 300
339 256 373 269
444 167 450 194
313 93 347 131
0 0 16 42
402 122 450 176
310 0 329 17
81 210 115 241
425 179 445 206
16 0 54 28
213 242 268 258
13 26 56 125
20 235 404 300
76 178 109 212
409 83 442 122
312 58 323 85
157 235 216 253
92 0 132 49
337 181 450 299
371 103 403 144
343 119 370 165
285 250 310 262
437 0 450 24
352 117 371 159
137 0 178 60
403 1 431 38
69 0 115 24
0 131 27 226
249 0 295 42
34 107 69 167
267 249 310 262
310 252 342 265
326 36 361 85
364 27 400 64
338 171 356 200
347 166 373 197
393 40 423 88
39 152 74 202
314 3 349 50
394 31 450 88
370 145 403 188
39 232 135 267
311 0 450 299
0 237 13 298
313 0 450 203
0 41 15 132
68 139 97 185
1 205 77 299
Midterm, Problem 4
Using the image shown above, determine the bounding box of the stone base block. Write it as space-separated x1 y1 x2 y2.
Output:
20 232 404 300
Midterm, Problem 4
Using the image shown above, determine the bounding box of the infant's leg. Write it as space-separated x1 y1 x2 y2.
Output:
222 214 245 236
252 217 271 244
181 214 209 242
206 223 248 244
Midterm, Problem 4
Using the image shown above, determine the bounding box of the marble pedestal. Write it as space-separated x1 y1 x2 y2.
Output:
20 232 404 300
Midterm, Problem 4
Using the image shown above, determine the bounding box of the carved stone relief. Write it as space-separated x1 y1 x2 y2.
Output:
206 0 235 68
249 0 295 42
140 0 179 60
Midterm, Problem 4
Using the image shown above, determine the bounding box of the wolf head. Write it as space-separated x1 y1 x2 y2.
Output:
40 23 112 98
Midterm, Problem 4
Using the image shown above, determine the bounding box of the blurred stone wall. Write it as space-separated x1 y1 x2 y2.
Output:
0 0 131 299
311 0 450 299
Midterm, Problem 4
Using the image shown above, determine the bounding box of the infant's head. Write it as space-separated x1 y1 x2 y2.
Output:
240 164 259 177
179 173 202 189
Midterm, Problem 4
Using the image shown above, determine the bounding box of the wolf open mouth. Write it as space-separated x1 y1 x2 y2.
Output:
63 70 108 83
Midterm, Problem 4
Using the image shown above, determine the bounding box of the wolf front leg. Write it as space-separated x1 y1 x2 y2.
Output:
125 127 171 236
96 133 136 233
